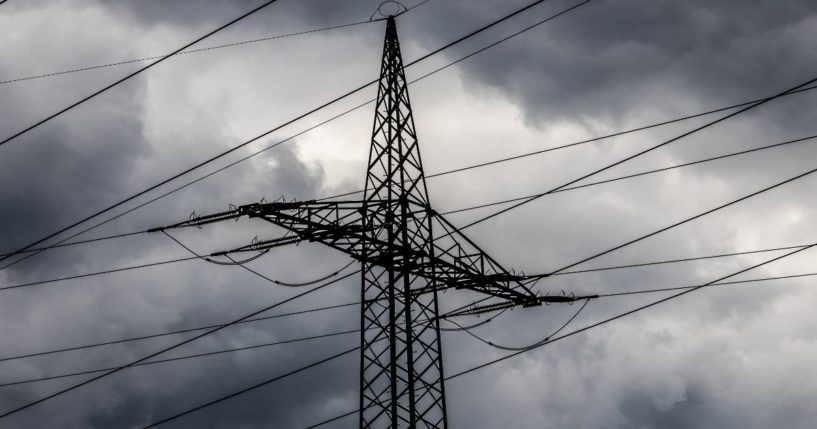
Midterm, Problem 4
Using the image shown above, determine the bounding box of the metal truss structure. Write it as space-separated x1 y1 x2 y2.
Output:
171 16 581 428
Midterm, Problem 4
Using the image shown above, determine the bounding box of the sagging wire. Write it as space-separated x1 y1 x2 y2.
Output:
439 308 508 332
162 231 355 287
446 298 591 351
225 255 355 288
162 230 267 265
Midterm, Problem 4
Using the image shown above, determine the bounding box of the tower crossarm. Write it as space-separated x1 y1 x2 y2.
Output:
236 200 540 305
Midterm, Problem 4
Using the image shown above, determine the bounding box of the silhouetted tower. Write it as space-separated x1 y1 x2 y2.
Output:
359 16 447 428
198 14 568 429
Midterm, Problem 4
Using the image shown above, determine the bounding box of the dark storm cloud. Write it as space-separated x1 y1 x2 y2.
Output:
402 0 817 127
108 0 817 128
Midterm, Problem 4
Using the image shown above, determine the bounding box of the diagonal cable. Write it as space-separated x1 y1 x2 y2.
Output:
446 244 817 380
0 0 283 149
0 271 356 419
0 0 595 270
441 134 817 216
0 19 377 85
455 73 817 233
0 329 358 388
542 163 817 277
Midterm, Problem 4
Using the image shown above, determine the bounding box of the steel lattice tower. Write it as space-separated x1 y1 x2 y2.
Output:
188 14 582 429
359 16 447 428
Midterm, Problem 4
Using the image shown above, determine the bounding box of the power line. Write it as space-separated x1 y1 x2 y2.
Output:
595 270 817 298
0 256 199 294
142 346 360 428
264 244 817 429
541 163 817 277
303 409 359 428
541 242 817 277
0 0 593 272
136 289 519 427
135 295 585 427
4 127 814 266
441 134 817 216
447 298 591 351
0 329 358 388
7 239 812 364
161 230 355 287
0 270 356 420
0 291 549 390
0 230 147 257
0 247 352 296
0 20 376 86
0 233 306 295
0 97 374 271
12 160 809 298
2 0 435 85
0 0 283 150
0 301 359 364
455 73 817 234
318 85 817 202
453 270 817 350
444 244 817 381
6 97 816 270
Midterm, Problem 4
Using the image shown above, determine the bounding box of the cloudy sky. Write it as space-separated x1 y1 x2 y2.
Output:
2 0 817 427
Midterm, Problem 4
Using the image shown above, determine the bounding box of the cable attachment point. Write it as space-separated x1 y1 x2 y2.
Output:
228 204 241 221
250 235 263 253
370 1 407 21
188 211 203 229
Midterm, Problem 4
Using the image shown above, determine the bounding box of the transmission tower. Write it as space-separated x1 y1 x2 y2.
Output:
180 15 586 428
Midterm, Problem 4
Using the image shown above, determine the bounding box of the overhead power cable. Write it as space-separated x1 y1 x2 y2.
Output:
540 162 817 277
302 409 360 428
0 301 359 364
0 270 356 420
444 244 817 381
0 98 372 271
537 241 817 277
595 271 817 298
454 267 817 350
2 0 435 86
161 230 355 287
0 20 376 85
5 126 815 265
308 244 817 427
0 243 354 295
138 283 517 428
447 298 590 351
0 230 148 258
441 133 817 216
0 256 199 294
245 241 817 429
0 0 284 150
455 73 817 234
5 92 817 268
8 239 812 364
0 0 593 272
127 252 817 428
141 346 360 428
0 329 358 388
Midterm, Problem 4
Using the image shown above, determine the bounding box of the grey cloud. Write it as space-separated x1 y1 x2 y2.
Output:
407 0 817 128
2 0 817 428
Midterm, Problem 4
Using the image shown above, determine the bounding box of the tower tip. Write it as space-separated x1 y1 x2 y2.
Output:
371 1 407 21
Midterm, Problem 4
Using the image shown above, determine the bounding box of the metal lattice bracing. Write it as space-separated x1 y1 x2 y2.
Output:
189 15 566 428
359 16 446 428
